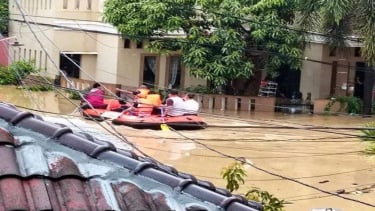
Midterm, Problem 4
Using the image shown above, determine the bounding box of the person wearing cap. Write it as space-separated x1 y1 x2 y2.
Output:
164 89 185 116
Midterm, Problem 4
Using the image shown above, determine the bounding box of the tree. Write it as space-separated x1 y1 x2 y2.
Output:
0 0 8 35
296 0 375 115
104 0 303 87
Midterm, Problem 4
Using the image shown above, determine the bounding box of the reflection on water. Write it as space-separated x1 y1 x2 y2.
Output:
1 85 375 210
0 85 79 114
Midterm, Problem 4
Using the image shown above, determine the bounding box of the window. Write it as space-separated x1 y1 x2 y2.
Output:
167 56 182 89
75 0 80 9
354 47 361 57
87 0 92 10
329 47 336 57
136 41 143 49
124 39 131 48
142 56 157 87
63 0 68 9
60 54 81 78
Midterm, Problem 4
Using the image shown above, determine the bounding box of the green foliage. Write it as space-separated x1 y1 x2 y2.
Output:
360 122 375 142
27 85 54 91
360 122 375 154
324 96 362 114
221 162 246 192
0 61 38 85
104 0 303 86
0 0 8 34
246 189 286 211
221 161 285 210
67 90 83 100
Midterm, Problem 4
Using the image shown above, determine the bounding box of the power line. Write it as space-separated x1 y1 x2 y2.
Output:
165 126 375 207
8 17 374 74
9 4 375 207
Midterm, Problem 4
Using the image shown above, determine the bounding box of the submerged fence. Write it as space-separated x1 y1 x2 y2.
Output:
60 77 277 112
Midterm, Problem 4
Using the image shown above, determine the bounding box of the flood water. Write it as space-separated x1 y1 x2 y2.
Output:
1 85 375 211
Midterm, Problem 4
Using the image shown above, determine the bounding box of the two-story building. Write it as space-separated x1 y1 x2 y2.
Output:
8 0 205 91
8 1 370 112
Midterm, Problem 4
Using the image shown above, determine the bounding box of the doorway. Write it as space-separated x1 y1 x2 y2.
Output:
354 62 365 99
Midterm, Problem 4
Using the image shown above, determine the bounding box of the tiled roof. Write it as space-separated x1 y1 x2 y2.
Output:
0 102 262 211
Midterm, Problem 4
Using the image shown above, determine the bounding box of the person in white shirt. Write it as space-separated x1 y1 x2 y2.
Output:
165 89 185 116
183 93 199 115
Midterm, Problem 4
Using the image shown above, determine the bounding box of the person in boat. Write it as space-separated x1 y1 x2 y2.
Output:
116 85 150 100
81 82 107 109
182 93 200 115
115 85 150 111
118 90 162 116
164 89 185 117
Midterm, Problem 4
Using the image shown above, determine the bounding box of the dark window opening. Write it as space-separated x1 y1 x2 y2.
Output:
354 47 361 57
124 39 131 48
60 54 81 78
329 47 336 57
136 41 143 49
167 56 182 89
354 62 365 99
143 56 156 88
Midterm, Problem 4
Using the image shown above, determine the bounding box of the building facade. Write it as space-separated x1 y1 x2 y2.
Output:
8 0 205 91
300 35 366 101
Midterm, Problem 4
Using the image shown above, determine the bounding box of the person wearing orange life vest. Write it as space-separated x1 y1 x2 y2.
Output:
118 89 162 116
116 85 150 100
116 85 150 112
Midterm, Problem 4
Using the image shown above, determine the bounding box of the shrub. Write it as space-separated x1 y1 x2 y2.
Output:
221 162 286 211
360 122 375 154
0 61 38 85
324 96 362 114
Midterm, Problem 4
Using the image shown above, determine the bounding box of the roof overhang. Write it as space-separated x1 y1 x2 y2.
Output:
60 51 98 55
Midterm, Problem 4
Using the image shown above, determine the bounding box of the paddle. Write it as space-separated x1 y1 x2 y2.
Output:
159 107 170 131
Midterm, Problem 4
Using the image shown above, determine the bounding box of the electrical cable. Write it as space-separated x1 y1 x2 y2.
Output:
165 126 375 207
13 0 157 161
8 3 375 207
7 17 375 74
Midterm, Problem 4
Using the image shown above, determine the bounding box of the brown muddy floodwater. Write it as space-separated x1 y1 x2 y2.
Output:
1 85 375 211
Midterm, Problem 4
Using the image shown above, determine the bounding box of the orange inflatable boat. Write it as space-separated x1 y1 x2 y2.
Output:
81 99 124 120
82 99 207 130
112 114 207 130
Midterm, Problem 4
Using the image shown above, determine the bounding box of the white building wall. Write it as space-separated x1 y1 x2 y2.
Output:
95 33 119 83
300 43 325 101
9 0 206 90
